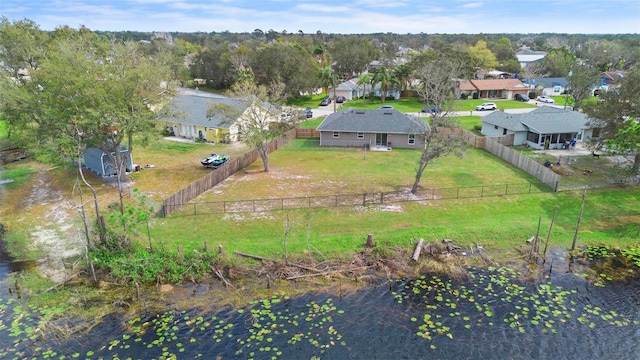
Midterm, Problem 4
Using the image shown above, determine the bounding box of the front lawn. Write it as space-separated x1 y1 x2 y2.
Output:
286 94 328 109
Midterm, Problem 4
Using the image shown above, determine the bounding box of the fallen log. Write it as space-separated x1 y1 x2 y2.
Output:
412 238 424 261
286 266 371 280
233 250 275 262
210 265 233 288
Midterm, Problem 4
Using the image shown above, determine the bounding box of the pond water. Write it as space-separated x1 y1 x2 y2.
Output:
0 249 638 359
0 238 35 283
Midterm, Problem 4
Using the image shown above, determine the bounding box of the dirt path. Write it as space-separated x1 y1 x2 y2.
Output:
23 169 85 283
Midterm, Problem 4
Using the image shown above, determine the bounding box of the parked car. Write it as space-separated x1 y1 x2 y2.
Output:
303 107 313 118
319 97 331 106
335 96 346 103
537 95 555 103
200 153 220 166
379 105 394 110
475 102 497 111
421 105 443 114
514 94 530 102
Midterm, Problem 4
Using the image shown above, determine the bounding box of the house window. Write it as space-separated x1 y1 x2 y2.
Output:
408 134 415 145
592 128 601 138
503 128 507 135
333 132 340 138
357 132 364 139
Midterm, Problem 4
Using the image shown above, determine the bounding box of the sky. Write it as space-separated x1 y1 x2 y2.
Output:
2 0 640 34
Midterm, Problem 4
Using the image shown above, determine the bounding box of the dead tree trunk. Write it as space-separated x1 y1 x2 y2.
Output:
412 238 424 261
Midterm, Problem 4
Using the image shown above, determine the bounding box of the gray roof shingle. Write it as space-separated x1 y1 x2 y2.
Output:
317 108 430 134
482 107 599 133
160 95 247 129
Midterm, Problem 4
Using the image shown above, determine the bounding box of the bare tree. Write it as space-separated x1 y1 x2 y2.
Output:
209 80 296 172
410 58 468 194
521 62 548 85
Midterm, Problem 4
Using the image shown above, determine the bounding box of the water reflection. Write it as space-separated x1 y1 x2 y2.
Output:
0 249 638 360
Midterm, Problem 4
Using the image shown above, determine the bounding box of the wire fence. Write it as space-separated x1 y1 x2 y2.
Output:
163 182 555 216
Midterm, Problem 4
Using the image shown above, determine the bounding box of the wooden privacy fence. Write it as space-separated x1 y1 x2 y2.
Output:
160 130 296 217
295 127 320 138
166 182 553 216
484 137 561 190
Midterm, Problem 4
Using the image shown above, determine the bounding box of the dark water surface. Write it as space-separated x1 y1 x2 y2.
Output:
1 250 639 360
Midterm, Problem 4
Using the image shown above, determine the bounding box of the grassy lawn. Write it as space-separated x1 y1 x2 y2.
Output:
147 139 640 261
3 128 638 267
289 96 538 114
298 117 325 128
457 116 482 132
129 138 250 202
286 94 328 109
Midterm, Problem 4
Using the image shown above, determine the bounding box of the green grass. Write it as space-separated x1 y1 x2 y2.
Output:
0 165 35 188
457 116 482 132
148 140 640 261
286 94 328 108
299 117 325 128
152 187 640 261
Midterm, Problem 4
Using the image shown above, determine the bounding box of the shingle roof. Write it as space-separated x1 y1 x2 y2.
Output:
460 79 528 91
335 78 360 91
160 95 247 129
317 108 430 134
482 107 599 133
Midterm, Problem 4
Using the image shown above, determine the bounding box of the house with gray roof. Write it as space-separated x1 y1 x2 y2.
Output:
481 107 603 150
330 78 363 101
525 77 569 97
516 47 547 68
158 94 249 143
316 108 430 149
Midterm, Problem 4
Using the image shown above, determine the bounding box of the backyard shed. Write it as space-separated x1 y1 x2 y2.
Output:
83 145 133 177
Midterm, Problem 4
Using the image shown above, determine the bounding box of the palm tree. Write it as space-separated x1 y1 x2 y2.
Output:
393 63 412 94
372 67 399 104
357 72 373 100
319 66 339 111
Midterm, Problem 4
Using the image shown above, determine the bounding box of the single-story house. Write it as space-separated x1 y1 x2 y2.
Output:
459 79 529 100
370 82 401 100
316 108 430 149
330 78 364 101
526 77 569 96
515 47 547 68
83 145 133 177
159 94 249 143
480 107 603 150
